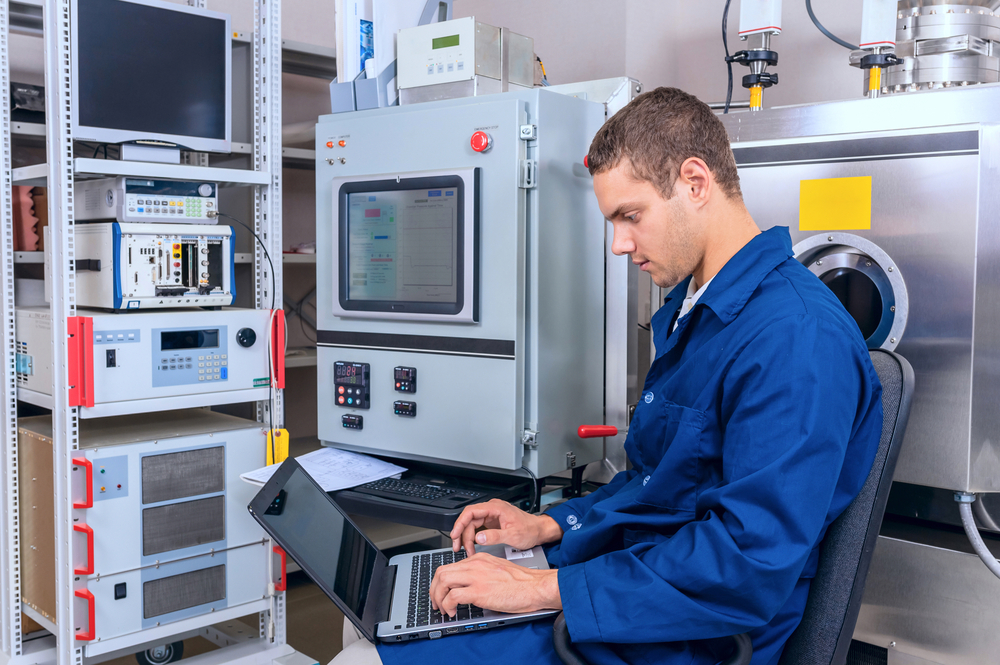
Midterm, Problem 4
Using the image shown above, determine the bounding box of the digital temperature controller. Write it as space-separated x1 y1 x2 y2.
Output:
335 361 370 409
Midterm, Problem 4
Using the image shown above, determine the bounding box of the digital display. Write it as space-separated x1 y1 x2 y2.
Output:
346 188 459 304
432 34 460 49
335 363 365 385
161 330 219 350
258 467 378 620
76 0 228 142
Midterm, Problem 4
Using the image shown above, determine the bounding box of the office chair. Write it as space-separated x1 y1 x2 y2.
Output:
552 349 914 665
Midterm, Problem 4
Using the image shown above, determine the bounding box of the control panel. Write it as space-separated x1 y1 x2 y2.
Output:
394 366 417 393
153 327 229 387
335 362 370 408
393 401 417 417
94 454 129 501
76 177 219 224
342 414 364 430
396 17 477 90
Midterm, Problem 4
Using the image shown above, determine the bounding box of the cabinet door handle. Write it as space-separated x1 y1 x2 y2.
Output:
273 546 287 592
75 589 95 641
72 458 93 509
74 524 94 575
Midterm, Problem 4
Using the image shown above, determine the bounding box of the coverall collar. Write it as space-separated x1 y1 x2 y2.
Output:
653 226 795 350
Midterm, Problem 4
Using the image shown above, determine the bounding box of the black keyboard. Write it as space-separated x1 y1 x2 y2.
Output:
357 478 485 507
407 550 485 628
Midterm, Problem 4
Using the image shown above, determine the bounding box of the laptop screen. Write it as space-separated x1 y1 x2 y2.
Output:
256 464 379 620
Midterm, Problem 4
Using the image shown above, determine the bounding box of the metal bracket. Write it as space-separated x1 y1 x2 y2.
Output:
566 452 577 469
518 159 537 189
519 124 537 141
522 429 538 448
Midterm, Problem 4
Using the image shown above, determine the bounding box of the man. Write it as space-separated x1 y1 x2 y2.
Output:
336 87 882 665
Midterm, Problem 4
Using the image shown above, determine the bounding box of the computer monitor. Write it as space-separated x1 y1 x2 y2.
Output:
332 169 479 323
71 0 232 153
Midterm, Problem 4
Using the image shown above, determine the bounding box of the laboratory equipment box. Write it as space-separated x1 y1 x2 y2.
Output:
16 307 284 418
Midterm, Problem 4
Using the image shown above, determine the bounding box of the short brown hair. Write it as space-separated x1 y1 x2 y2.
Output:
587 87 742 200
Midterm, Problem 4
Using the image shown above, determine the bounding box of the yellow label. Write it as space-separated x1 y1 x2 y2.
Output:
799 176 872 231
267 428 290 466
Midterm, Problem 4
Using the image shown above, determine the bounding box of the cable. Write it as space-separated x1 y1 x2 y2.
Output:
806 0 858 51
520 465 539 513
722 0 734 114
958 496 1000 580
638 322 651 331
215 212 275 311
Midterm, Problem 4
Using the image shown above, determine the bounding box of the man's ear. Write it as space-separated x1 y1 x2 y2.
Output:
676 157 712 209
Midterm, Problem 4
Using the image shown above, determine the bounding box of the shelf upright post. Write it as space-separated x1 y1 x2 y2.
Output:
254 0 285 646
43 0 81 663
0 0 19 657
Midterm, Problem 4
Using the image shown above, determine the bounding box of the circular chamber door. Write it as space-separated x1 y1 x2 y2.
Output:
793 233 908 351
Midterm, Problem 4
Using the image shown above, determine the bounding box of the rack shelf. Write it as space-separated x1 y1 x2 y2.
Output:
13 159 271 188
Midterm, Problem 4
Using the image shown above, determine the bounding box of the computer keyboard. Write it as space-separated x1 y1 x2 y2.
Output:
407 550 484 628
357 478 485 507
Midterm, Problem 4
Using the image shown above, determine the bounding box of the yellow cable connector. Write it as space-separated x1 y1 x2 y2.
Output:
267 428 290 465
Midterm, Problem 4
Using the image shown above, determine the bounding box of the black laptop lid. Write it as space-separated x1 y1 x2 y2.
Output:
247 458 389 642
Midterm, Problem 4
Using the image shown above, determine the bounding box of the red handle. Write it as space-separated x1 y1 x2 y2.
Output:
73 458 93 509
273 546 287 592
75 589 95 641
271 310 286 390
74 524 94 575
577 425 619 439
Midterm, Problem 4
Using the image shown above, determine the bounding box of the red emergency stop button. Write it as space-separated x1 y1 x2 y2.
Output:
471 131 492 153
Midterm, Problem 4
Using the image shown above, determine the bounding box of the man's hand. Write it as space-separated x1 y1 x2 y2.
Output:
449 499 563 554
429 552 561 617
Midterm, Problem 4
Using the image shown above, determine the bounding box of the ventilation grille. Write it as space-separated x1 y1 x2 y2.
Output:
142 496 225 556
846 640 888 665
143 565 226 619
142 447 224 504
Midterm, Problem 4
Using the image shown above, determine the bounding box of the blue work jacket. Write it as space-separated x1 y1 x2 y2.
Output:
378 226 883 665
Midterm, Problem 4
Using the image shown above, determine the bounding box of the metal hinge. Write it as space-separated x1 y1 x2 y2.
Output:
518 159 537 189
522 429 538 448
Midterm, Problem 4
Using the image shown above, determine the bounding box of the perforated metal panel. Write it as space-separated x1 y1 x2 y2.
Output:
142 496 225 556
141 447 224 504
143 565 226 619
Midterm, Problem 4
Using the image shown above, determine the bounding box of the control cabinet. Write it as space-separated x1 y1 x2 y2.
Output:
315 89 606 478
15 307 283 417
19 410 270 655
73 222 236 310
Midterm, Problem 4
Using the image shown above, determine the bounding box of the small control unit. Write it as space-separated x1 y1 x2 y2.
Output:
73 222 235 310
394 366 417 393
15 307 284 418
334 361 370 408
75 177 219 224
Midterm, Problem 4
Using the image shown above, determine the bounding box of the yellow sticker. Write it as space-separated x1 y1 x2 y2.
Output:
799 176 872 231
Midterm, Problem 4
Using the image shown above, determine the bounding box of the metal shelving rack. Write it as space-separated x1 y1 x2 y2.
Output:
1 0 290 662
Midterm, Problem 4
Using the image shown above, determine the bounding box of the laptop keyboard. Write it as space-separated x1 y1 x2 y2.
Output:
407 550 485 628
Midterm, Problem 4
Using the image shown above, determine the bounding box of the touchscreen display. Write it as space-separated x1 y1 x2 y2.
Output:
258 467 378 620
346 188 459 304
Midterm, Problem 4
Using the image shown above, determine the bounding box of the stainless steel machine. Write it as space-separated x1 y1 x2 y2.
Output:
721 83 1000 665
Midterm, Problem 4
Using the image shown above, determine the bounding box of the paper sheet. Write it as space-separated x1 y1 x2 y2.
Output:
239 447 406 492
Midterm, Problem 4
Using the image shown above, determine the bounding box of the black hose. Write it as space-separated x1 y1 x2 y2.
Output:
806 0 859 50
722 0 734 114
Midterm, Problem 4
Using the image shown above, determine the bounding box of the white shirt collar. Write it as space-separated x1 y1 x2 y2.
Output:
673 275 714 332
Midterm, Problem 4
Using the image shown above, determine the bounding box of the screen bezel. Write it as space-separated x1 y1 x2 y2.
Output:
247 458 390 643
332 168 480 323
70 0 233 153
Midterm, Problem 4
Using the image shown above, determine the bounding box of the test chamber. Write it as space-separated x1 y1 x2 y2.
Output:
15 307 283 418
315 89 606 479
720 83 1000 663
18 410 270 656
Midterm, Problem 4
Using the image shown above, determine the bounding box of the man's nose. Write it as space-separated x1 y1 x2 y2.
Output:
610 223 635 257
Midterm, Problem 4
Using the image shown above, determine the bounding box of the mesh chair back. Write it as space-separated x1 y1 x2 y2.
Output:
778 350 914 665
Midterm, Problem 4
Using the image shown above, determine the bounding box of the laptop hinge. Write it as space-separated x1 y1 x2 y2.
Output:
378 564 398 624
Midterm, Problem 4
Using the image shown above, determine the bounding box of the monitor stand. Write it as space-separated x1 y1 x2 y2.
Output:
120 144 181 164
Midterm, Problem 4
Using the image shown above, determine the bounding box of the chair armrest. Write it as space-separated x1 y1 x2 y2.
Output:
551 611 752 665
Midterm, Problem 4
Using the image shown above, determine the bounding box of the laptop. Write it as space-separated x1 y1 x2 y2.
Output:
247 457 559 643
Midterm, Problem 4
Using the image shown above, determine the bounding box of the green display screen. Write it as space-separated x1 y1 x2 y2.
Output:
432 34 460 49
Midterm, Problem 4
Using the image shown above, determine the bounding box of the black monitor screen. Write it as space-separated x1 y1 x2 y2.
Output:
338 174 471 316
76 0 227 142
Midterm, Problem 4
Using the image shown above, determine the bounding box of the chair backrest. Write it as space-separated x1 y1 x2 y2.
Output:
778 349 914 665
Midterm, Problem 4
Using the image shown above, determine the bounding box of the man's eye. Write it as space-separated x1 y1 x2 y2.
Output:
625 214 638 222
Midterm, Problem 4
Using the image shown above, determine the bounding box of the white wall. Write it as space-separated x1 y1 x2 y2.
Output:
455 0 870 108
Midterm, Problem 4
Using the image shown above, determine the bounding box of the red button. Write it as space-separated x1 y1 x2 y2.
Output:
326 141 334 148
339 140 347 147
471 131 492 153
174 262 180 267
338 396 345 405
396 382 401 388
338 386 345 394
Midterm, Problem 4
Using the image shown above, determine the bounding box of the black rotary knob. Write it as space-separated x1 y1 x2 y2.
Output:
236 328 257 348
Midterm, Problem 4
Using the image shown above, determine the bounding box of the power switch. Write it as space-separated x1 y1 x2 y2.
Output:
106 349 116 368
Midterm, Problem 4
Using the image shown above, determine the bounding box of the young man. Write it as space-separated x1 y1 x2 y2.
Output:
337 87 883 665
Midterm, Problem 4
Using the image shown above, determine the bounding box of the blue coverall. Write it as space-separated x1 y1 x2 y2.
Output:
378 226 883 665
